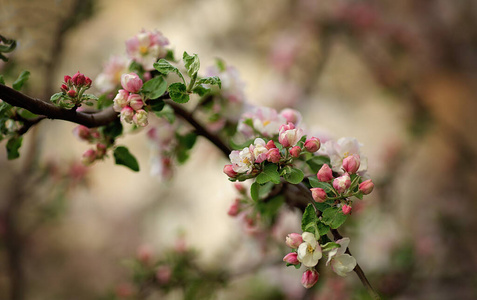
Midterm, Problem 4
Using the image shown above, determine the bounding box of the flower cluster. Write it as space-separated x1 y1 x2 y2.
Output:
73 125 109 166
126 29 169 70
283 232 356 288
113 72 148 127
52 71 96 109
321 137 368 176
95 55 130 93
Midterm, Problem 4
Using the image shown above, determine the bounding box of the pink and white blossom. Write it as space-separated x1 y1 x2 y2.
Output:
322 137 368 175
129 94 144 110
126 29 169 70
301 268 319 289
121 73 143 93
297 232 322 267
333 173 351 194
229 147 254 174
133 109 148 127
237 106 287 138
120 106 135 123
286 233 303 248
359 179 374 195
278 122 304 147
95 55 130 93
326 237 357 277
113 89 130 112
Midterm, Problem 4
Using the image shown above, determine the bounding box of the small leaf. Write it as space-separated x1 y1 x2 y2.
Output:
149 99 165 112
192 85 210 97
197 76 221 89
141 76 167 99
283 167 304 184
250 182 260 202
113 146 139 172
12 71 30 91
306 155 331 174
6 136 22 160
100 119 123 140
81 94 99 101
322 207 348 229
301 204 318 233
354 192 363 200
317 221 330 236
256 163 281 184
183 52 200 77
308 177 333 193
168 82 189 104
0 75 5 85
153 59 185 84
50 92 63 103
154 104 175 123
321 242 340 252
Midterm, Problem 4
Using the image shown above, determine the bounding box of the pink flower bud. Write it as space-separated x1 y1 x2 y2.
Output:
96 143 107 158
301 269 319 289
129 94 144 110
137 244 153 264
73 125 90 141
266 140 277 149
113 89 130 112
359 179 374 195
266 148 281 163
120 106 135 123
280 108 301 124
342 204 352 215
61 84 68 92
133 109 148 127
342 154 360 174
72 71 86 86
223 164 238 178
121 72 143 93
156 266 172 284
67 89 77 98
310 188 327 203
317 164 333 182
304 137 321 153
290 146 301 158
283 252 300 265
234 183 246 194
227 199 240 217
84 76 92 87
81 149 96 166
278 122 304 147
285 233 303 248
64 75 72 84
333 173 351 194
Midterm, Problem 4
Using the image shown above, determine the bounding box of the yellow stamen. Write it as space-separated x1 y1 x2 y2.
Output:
263 120 271 126
139 46 149 54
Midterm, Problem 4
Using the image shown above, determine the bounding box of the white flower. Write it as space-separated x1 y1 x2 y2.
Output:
326 237 357 277
297 232 322 268
229 147 254 174
322 137 368 175
252 138 268 163
237 106 287 138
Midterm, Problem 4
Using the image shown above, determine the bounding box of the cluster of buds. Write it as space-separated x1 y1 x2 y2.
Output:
113 72 148 127
55 71 94 109
73 125 109 166
311 155 374 215
224 122 321 180
284 232 357 288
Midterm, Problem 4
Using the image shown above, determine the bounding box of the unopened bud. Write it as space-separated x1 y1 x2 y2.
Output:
310 188 327 203
285 233 303 248
223 164 238 178
342 204 352 215
121 72 143 93
61 84 68 92
96 143 107 158
81 149 97 166
156 266 172 285
113 89 130 112
304 137 321 153
266 140 277 149
129 94 144 110
133 109 148 127
72 71 86 86
84 76 92 87
73 125 90 141
333 173 351 194
67 89 77 98
234 183 246 194
64 75 72 84
120 106 135 123
266 148 281 163
342 154 360 174
359 179 374 195
301 268 319 289
283 252 300 265
317 164 333 182
227 199 240 216
290 146 301 158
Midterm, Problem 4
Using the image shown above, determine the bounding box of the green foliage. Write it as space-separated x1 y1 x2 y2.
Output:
283 167 304 184
0 75 5 85
168 82 190 104
256 163 281 184
154 104 175 123
153 59 185 84
100 119 123 142
196 76 221 89
12 71 30 91
183 51 200 78
175 132 197 164
306 155 331 174
321 241 340 252
113 146 139 172
0 34 17 62
6 135 22 159
308 176 333 193
322 207 348 229
250 182 259 202
301 204 318 234
141 76 167 99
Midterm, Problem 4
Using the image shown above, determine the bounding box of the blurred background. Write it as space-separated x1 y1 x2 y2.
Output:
1 0 477 299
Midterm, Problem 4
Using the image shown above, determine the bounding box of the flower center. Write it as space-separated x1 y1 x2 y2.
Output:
262 120 270 126
307 244 314 253
343 151 350 158
139 46 149 55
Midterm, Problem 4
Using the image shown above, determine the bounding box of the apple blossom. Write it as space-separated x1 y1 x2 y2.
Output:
290 146 301 158
227 199 240 216
252 138 268 163
283 252 300 265
317 164 333 182
126 29 169 70
278 122 304 147
297 232 322 267
286 233 303 248
326 237 357 277
113 89 130 112
301 268 319 289
121 73 143 93
223 164 238 178
266 140 277 149
229 147 254 174
280 108 302 125
322 137 368 175
311 188 327 203
304 137 321 153
342 154 360 174
73 125 91 141
359 179 374 194
237 106 287 138
120 106 135 123
266 148 281 163
81 149 96 166
333 173 351 194
133 110 148 127
342 204 352 215
95 55 130 93
128 93 144 111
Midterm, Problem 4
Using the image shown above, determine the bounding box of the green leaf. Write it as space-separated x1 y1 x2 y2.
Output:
81 94 98 101
153 59 185 84
301 204 318 233
149 99 165 112
183 52 200 77
197 76 221 89
317 221 330 236
154 104 175 123
321 242 340 252
306 155 331 174
322 207 348 229
168 82 189 104
141 76 167 99
192 85 210 97
101 119 123 140
283 167 304 184
50 92 63 103
175 132 197 164
113 146 139 172
0 75 5 85
215 58 226 72
12 71 30 91
250 182 259 202
256 164 281 184
164 49 175 61
354 192 363 200
308 177 333 193
6 136 22 160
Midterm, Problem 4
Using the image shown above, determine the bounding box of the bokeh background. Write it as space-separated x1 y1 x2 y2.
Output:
1 0 477 299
